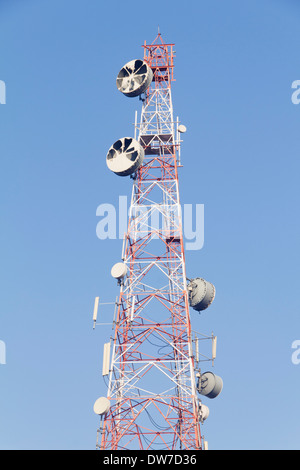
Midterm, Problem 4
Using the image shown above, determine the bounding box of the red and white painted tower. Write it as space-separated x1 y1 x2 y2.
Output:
93 32 222 451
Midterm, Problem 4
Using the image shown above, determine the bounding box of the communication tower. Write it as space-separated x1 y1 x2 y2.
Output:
93 32 222 450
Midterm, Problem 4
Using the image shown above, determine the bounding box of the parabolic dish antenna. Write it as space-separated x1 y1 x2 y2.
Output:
188 278 216 312
111 262 127 280
197 372 223 399
199 403 210 422
178 124 187 133
93 396 110 416
116 59 153 97
106 137 144 176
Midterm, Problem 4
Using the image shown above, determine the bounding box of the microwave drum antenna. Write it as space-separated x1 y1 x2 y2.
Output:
197 372 223 399
188 278 216 312
116 59 153 97
106 137 144 176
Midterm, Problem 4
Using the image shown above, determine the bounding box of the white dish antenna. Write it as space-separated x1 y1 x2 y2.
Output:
197 371 223 399
111 262 127 280
106 137 144 177
188 278 216 312
116 59 153 97
178 124 187 133
93 396 110 416
199 403 210 422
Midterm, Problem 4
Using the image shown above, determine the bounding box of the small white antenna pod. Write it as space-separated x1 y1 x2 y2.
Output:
178 124 187 133
199 403 210 423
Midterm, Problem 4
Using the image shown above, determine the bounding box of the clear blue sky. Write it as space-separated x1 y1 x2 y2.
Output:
1 0 300 450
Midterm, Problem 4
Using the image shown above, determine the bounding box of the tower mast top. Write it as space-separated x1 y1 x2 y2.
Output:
142 33 175 83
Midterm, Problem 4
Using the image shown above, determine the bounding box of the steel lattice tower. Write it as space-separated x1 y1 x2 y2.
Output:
94 32 221 451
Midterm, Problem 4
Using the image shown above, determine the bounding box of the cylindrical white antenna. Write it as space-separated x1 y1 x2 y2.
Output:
93 296 99 329
121 233 126 261
102 342 111 376
212 335 217 364
112 295 118 329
